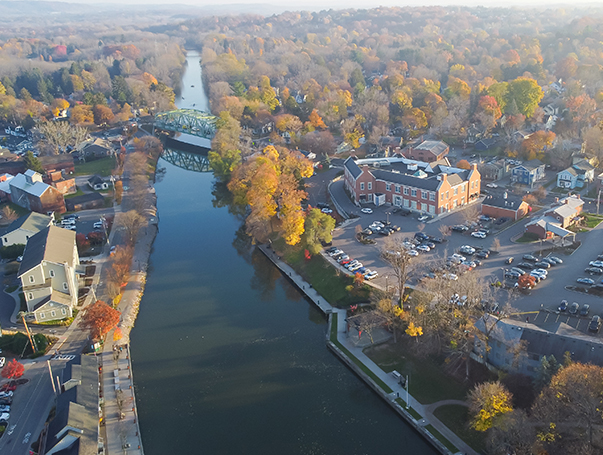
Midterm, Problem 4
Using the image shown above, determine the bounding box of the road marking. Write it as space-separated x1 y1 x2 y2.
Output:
22 432 31 444
7 424 15 435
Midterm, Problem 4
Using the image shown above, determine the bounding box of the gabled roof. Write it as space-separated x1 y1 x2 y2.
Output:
518 159 544 171
573 159 594 171
482 194 526 211
87 175 104 185
0 212 52 237
10 172 51 198
371 169 441 190
559 166 578 177
343 157 362 179
414 140 448 156
447 174 464 187
18 226 76 276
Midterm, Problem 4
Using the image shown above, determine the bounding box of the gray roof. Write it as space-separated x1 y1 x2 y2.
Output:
559 166 578 177
482 194 526 211
10 173 50 198
18 226 76 276
371 169 441 190
87 175 104 185
344 157 362 179
0 212 51 237
414 140 448 156
519 159 544 171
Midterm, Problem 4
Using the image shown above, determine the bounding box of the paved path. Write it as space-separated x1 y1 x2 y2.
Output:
258 244 478 455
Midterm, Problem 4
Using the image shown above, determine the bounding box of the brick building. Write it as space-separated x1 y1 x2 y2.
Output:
343 157 481 216
403 140 449 162
481 193 530 221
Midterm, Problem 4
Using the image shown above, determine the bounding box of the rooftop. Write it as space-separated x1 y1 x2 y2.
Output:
482 193 525 211
0 212 52 237
18 226 76 276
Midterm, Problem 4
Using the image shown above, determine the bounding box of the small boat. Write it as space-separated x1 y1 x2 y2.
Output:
181 97 185 99
192 103 196 107
191 85 195 87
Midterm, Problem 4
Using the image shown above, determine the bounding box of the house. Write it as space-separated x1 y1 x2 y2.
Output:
0 149 20 163
474 316 603 377
18 226 79 322
76 137 114 159
524 195 583 239
380 136 404 155
474 137 498 151
343 157 481 215
44 355 99 455
87 175 108 191
512 130 532 144
557 159 595 189
511 159 545 187
9 170 66 214
478 159 510 181
464 124 486 144
0 173 14 201
481 193 529 221
39 154 75 175
46 171 76 195
403 140 449 163
65 193 105 212
0 212 53 247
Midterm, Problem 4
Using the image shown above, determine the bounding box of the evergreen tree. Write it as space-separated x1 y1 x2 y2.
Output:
23 151 45 175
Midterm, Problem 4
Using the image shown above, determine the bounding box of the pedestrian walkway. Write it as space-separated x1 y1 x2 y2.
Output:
259 244 478 455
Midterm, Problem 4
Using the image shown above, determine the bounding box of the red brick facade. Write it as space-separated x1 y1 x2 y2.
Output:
481 201 529 221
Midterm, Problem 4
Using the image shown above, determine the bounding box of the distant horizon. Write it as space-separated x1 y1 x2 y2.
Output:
2 0 603 9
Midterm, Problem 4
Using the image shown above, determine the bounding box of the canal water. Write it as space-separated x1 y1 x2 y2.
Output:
129 51 438 455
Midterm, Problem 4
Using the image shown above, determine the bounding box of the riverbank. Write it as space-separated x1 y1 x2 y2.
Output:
258 244 478 455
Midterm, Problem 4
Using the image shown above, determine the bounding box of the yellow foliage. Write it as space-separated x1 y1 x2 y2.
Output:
406 322 423 337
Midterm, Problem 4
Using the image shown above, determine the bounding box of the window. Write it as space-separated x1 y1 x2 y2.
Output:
429 192 435 201
51 310 56 318
39 312 45 319
421 203 427 212
403 199 410 208
411 189 417 197
395 185 400 193
26 235 29 240
368 194 373 202
454 187 458 196
29 275 34 283
28 293 33 300
368 182 372 190
403 187 409 195
49 270 55 278
421 190 428 200
461 185 465 193
440 193 444 201
62 308 67 315
360 182 365 191
394 196 402 206
429 205 435 214
63 282 68 291
386 183 391 191
3 238 6 243
446 191 449 199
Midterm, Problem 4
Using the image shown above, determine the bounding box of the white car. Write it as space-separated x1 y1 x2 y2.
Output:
442 273 459 281
533 268 548 276
408 250 419 257
321 208 333 214
531 270 546 280
0 357 4 367
0 391 13 398
364 271 379 280
93 221 104 229
418 215 429 222
371 221 385 228
349 263 363 272
486 183 498 188
451 253 466 262
471 231 487 239
416 244 431 252
0 412 8 422
64 225 76 231
361 208 373 214
589 260 603 268
460 245 476 255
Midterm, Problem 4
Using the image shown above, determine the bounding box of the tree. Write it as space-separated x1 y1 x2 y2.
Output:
113 326 123 341
37 120 89 154
491 238 501 252
303 208 336 254
1 359 24 379
50 98 70 117
456 159 471 170
507 77 544 118
381 237 422 305
461 205 480 225
468 381 514 431
517 274 536 290
533 363 603 448
521 130 556 160
308 109 327 129
81 300 121 339
115 210 147 246
0 205 18 226
486 410 536 455
93 104 114 125
23 151 44 174
70 104 94 124
533 355 561 391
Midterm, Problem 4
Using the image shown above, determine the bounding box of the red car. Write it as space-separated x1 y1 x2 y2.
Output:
340 259 352 265
0 384 16 392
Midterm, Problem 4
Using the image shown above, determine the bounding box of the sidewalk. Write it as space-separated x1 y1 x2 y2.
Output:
258 245 477 455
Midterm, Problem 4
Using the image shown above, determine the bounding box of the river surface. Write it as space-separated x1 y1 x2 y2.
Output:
130 51 438 455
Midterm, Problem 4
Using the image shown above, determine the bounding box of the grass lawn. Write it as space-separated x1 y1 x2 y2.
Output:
364 341 469 404
273 238 370 307
74 156 116 177
329 313 394 393
433 405 486 453
64 187 86 199
425 424 459 453
515 232 539 243
582 213 603 229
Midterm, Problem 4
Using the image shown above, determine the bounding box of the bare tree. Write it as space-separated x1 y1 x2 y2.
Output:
438 224 452 240
0 206 18 226
491 238 501 252
461 205 480 225
115 210 147 246
381 237 423 306
36 121 89 154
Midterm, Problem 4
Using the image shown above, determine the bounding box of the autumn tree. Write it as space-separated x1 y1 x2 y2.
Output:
303 208 336 254
521 130 556 160
115 210 147 246
70 104 94 124
469 381 514 431
81 300 121 339
93 104 114 125
50 98 70 117
308 109 327 129
517 274 536 290
1 359 24 379
456 159 471 170
486 410 536 455
506 77 544 118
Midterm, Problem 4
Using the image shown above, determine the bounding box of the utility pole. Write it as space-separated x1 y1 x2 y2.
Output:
22 316 37 353
406 375 410 409
597 189 602 216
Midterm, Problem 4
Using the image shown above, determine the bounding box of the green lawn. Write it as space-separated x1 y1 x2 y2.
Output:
582 213 603 229
274 239 370 307
329 313 394 394
74 156 116 177
364 342 469 404
64 187 86 199
433 405 486 453
425 424 459 453
515 232 539 243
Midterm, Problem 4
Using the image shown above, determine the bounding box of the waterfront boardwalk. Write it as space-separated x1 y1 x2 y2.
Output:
258 244 477 455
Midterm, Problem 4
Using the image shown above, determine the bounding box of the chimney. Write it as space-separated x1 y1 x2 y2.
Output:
577 194 581 199
439 174 447 183
472 163 478 171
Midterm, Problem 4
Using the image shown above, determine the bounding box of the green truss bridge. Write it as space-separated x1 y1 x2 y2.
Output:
162 147 211 173
154 108 217 139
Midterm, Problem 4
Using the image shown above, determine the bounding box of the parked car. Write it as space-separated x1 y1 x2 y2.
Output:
511 267 526 276
517 262 534 270
349 263 363 272
360 208 373 214
580 304 591 316
589 315 602 332
577 277 595 285
451 253 466 262
337 255 350 263
321 207 333 214
0 405 9 412
0 391 13 398
390 225 401 232
585 267 603 275
414 232 429 241
542 258 557 266
505 270 521 279
93 221 104 229
590 260 603 268
418 215 429 222
471 231 487 239
61 218 76 225
442 273 458 281
549 256 563 264
476 250 490 259
408 250 419 257
558 300 568 312
460 245 475 255
325 247 338 254
364 271 378 280
534 262 551 269
0 412 9 422
329 249 343 257
416 244 431 252
569 302 580 315
505 257 514 264
452 225 469 232
495 217 509 225
522 254 538 262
